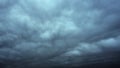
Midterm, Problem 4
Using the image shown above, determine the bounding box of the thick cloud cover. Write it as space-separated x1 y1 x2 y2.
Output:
0 0 120 68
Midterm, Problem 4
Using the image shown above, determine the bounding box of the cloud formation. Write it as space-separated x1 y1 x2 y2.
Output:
0 0 120 67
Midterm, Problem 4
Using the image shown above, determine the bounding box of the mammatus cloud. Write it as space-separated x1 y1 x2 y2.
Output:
0 0 120 68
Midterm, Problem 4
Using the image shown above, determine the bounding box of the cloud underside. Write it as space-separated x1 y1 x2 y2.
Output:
0 0 120 67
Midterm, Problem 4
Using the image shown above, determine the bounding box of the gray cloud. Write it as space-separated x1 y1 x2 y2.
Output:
0 0 120 68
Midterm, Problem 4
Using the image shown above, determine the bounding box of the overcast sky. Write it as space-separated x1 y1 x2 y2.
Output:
0 0 120 68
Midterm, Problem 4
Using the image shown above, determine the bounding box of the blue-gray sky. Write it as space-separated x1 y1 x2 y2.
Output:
0 0 120 68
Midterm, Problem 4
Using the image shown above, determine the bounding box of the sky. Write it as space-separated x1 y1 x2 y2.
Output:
0 0 120 68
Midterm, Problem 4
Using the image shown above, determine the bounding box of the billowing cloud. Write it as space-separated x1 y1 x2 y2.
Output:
0 0 120 68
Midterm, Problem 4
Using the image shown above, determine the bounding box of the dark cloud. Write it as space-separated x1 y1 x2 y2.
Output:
0 0 120 68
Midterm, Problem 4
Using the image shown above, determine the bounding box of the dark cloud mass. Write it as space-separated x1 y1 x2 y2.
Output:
0 0 120 68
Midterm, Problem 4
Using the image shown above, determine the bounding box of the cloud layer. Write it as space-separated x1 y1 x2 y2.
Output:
0 0 120 67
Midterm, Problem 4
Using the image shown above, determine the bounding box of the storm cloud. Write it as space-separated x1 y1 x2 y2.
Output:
0 0 120 68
